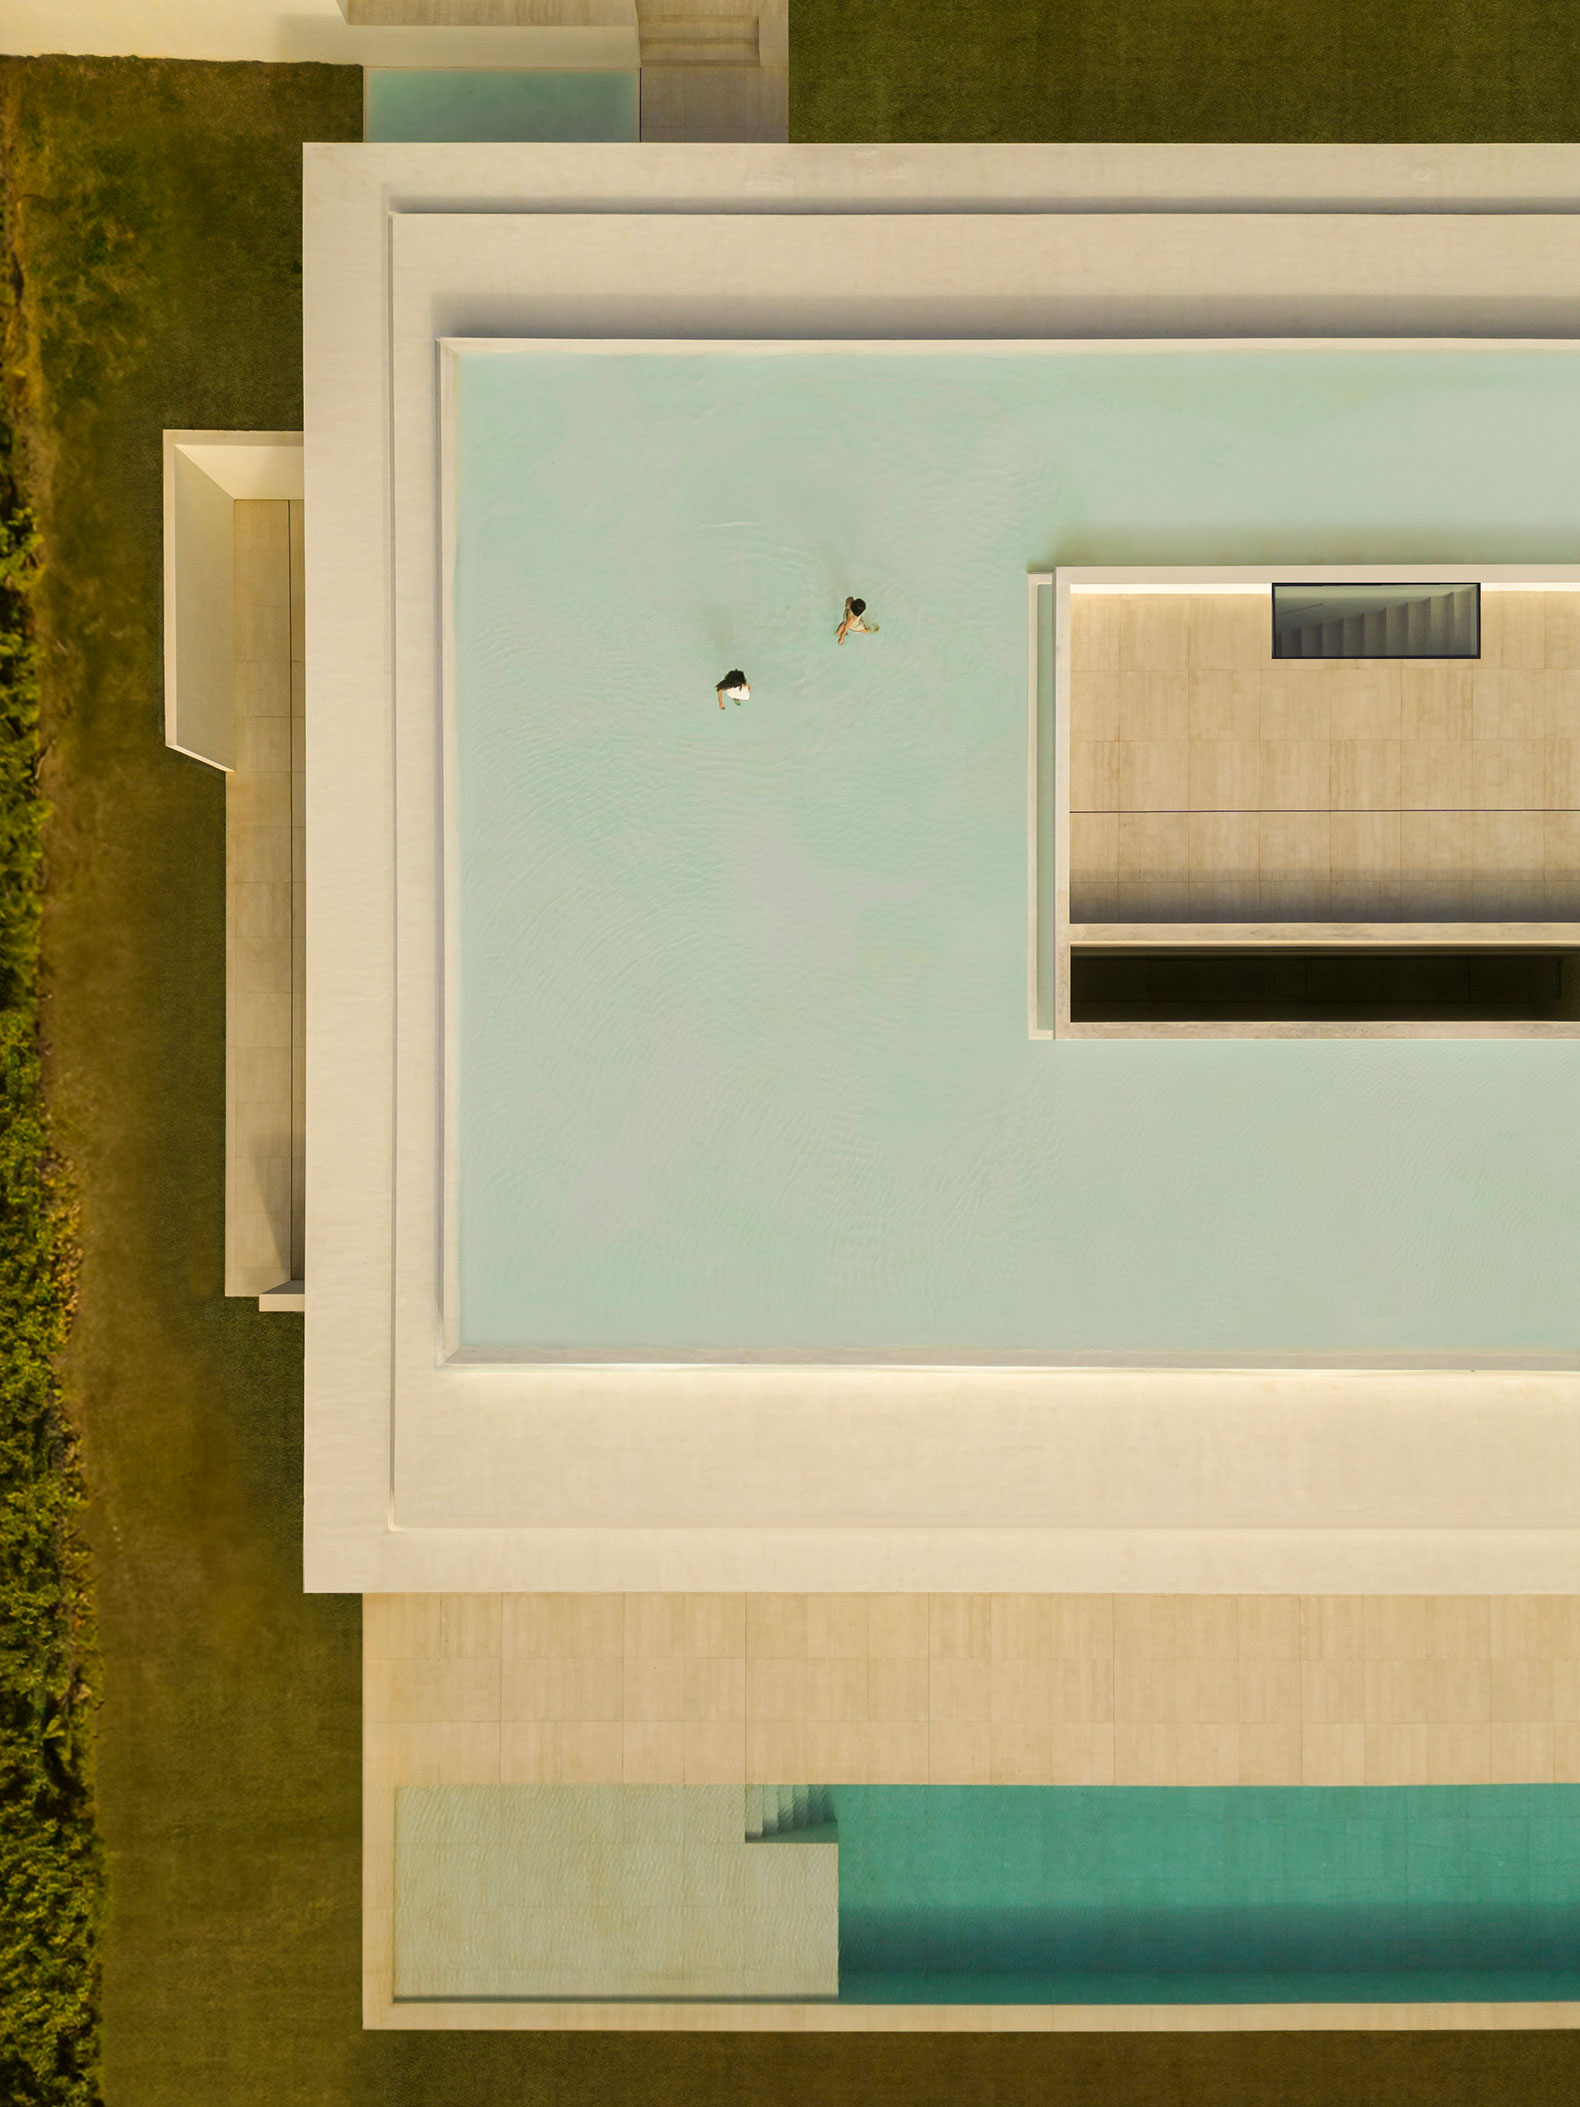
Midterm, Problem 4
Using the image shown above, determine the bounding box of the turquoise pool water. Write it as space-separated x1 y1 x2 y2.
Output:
828 1784 1580 2003
452 347 1580 1356
365 70 638 144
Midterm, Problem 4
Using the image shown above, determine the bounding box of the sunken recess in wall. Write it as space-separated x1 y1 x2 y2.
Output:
1271 582 1480 660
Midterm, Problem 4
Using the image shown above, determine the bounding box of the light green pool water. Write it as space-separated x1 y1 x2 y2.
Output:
833 1783 1580 2002
365 69 638 144
452 346 1580 1356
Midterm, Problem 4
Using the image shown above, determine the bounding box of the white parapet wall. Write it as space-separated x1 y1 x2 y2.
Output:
163 432 304 770
164 434 307 1311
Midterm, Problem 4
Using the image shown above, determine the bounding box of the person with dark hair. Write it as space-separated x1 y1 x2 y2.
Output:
716 669 750 709
836 595 879 644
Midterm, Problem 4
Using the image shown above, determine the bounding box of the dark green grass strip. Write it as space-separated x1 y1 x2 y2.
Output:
791 0 1580 143
0 383 100 2101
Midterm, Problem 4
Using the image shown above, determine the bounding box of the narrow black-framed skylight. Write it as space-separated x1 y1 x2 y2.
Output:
1271 582 1480 660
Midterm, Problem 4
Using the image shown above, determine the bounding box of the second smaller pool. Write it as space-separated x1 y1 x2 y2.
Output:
827 1784 1580 2004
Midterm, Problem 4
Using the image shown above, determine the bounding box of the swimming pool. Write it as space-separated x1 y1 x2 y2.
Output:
830 1783 1580 2003
390 1779 1580 2006
449 344 1580 1359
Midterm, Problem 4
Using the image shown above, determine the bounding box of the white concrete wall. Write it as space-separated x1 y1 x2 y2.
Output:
0 0 636 67
163 432 303 771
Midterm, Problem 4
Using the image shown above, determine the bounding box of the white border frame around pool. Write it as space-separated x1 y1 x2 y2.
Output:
306 145 1580 1603
1029 560 1580 1040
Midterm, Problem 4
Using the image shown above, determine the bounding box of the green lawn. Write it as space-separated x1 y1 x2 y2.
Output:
5 41 1580 2107
791 0 1580 141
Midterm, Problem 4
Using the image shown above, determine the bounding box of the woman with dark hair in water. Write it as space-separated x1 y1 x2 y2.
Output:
716 669 750 709
836 596 878 644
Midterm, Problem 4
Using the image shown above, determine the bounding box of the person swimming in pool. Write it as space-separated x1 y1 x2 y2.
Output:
836 596 878 644
716 669 749 709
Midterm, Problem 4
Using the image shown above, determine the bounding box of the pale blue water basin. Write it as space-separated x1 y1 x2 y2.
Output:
451 347 1580 1356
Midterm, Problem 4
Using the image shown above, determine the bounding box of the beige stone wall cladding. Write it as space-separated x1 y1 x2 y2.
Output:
1069 590 1580 923
365 1592 1580 1791
365 1591 1580 2028
225 499 304 1295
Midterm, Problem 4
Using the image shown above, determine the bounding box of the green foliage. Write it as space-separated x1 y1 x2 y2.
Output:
0 430 101 2105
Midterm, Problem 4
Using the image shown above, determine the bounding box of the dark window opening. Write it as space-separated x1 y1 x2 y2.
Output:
1071 948 1576 1025
1271 583 1479 660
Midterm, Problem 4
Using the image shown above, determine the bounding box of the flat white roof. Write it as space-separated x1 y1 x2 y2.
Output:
304 143 1580 1595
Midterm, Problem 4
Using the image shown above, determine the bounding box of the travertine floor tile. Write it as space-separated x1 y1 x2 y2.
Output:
1301 1723 1366 1785
991 1721 1052 1784
626 1593 688 1659
366 1594 1580 1800
623 1722 686 1783
1066 592 1580 927
806 1596 868 1658
867 1655 928 1721
805 1657 867 1722
683 1592 745 1658
1239 1725 1302 1785
1188 594 1266 672
746 1595 808 1658
557 1720 624 1783
684 1722 746 1783
929 1720 992 1782
684 1656 746 1723
929 1595 992 1658
930 1658 992 1722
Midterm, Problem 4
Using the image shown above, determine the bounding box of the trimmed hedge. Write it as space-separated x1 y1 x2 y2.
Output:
0 436 101 2103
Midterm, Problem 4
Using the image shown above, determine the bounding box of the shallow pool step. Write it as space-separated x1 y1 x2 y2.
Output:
746 1783 835 1839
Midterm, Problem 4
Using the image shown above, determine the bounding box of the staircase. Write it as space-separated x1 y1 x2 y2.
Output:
1275 584 1479 659
746 1784 836 1840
